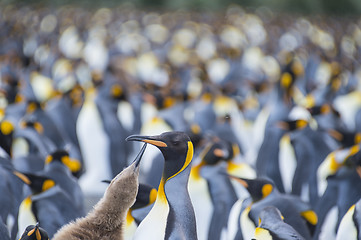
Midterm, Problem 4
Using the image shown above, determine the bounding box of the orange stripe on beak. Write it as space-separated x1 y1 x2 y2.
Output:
142 139 167 147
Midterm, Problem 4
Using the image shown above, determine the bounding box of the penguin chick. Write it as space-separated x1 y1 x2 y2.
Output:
52 144 147 240
253 206 305 240
19 222 49 240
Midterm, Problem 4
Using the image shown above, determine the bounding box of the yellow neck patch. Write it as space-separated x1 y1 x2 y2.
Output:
300 210 318 225
201 93 212 103
126 210 135 227
163 97 176 108
61 156 81 173
42 179 55 192
281 72 292 89
15 94 24 103
349 145 360 156
34 122 44 134
296 119 308 129
190 160 205 181
355 133 361 144
45 155 53 164
1 121 14 135
111 85 123 98
321 104 331 114
156 179 168 204
262 184 273 199
149 188 158 205
329 153 342 172
27 103 38 113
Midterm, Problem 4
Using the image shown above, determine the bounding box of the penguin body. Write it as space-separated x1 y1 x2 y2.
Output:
256 127 287 192
315 146 361 239
336 197 361 240
124 183 157 240
127 131 198 240
253 206 305 240
45 96 84 173
0 154 28 239
202 163 238 240
0 218 10 240
95 82 130 177
24 100 66 148
45 96 79 147
12 120 56 159
42 150 85 214
231 177 316 240
77 87 111 195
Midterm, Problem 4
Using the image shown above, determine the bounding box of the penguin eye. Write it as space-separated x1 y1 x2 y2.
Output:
172 141 180 146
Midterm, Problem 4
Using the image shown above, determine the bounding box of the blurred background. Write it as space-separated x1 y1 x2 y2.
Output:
1 0 361 240
2 0 361 14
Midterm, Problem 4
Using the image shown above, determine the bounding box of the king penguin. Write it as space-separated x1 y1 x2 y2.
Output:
126 131 198 240
76 83 111 195
253 206 305 240
229 177 317 240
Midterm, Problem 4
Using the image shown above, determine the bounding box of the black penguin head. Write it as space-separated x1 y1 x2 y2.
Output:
20 118 44 134
19 223 49 240
45 150 82 177
228 176 275 202
126 131 194 181
328 129 361 148
21 173 56 194
307 104 331 116
201 139 232 165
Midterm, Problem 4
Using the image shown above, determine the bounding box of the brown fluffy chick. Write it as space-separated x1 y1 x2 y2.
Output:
52 144 147 240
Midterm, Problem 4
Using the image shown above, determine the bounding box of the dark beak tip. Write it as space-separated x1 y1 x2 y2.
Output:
125 135 133 142
133 143 147 168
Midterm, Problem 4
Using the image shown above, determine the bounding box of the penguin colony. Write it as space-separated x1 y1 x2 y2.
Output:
0 3 361 240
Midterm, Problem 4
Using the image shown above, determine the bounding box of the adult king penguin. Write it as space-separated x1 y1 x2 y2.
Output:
126 131 198 240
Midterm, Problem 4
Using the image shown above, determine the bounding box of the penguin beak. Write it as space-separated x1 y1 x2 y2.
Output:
126 134 168 148
277 121 289 130
132 143 147 168
225 174 250 188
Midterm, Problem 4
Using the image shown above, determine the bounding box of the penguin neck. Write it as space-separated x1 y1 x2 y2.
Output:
88 194 128 231
162 165 197 239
